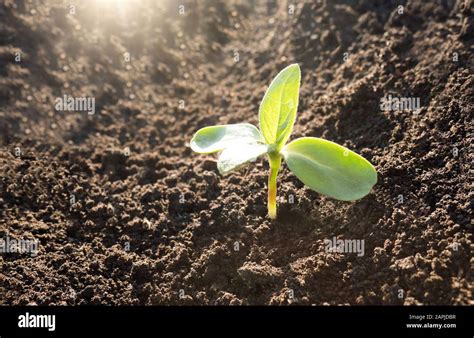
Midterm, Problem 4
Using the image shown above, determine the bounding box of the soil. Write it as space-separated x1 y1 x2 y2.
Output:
0 0 472 305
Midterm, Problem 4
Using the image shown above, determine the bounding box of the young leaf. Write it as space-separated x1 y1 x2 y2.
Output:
259 64 301 149
282 137 377 201
190 123 263 154
217 142 267 175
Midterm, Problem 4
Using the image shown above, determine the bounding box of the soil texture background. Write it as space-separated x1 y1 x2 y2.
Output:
0 0 472 305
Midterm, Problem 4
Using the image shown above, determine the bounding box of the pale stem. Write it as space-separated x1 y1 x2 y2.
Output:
267 153 281 219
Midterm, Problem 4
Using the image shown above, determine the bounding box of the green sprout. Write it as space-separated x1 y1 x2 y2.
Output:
190 64 377 219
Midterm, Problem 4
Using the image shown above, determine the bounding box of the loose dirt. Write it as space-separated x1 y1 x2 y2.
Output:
0 0 472 305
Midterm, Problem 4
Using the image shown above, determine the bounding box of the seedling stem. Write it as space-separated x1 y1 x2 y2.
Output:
267 152 281 219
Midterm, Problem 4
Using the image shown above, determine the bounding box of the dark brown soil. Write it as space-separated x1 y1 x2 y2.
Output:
0 0 472 305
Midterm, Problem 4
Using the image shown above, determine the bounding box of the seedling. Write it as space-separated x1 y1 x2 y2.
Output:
190 64 377 219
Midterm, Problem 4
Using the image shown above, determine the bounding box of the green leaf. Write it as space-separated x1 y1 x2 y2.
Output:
190 123 263 154
282 137 377 201
259 63 301 149
217 143 267 175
